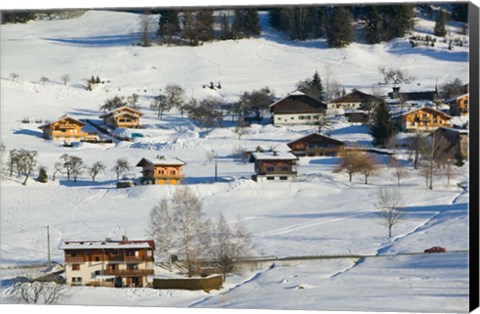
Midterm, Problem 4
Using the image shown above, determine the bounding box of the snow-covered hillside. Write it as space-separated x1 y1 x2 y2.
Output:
0 9 470 312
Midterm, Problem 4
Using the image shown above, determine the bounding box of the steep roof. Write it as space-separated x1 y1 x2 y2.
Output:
329 90 383 104
100 105 143 118
270 92 327 114
136 156 186 167
287 133 344 148
392 107 452 120
38 115 85 129
445 93 469 104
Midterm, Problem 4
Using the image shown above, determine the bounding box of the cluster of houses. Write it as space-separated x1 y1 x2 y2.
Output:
48 84 470 289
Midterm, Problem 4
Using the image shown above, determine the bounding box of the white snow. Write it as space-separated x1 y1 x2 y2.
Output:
0 8 470 313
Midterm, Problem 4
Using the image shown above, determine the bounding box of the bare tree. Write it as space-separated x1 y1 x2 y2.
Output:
59 154 83 181
151 93 169 119
358 153 377 184
165 84 185 111
16 149 38 185
234 124 247 140
71 158 84 183
334 149 364 182
112 158 131 180
17 282 65 304
10 73 20 82
391 158 408 186
40 77 50 85
419 131 452 190
315 115 334 133
7 149 20 177
149 199 176 268
88 161 106 182
407 132 427 170
138 11 156 47
375 188 404 239
61 74 71 86
378 66 414 85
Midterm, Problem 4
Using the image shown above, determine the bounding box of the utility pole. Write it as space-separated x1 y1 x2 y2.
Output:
46 225 51 265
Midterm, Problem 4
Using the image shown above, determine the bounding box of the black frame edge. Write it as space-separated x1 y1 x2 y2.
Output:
469 1 480 312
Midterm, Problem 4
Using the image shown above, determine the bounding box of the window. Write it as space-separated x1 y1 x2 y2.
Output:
266 167 274 172
108 264 117 270
72 277 82 284
280 176 288 180
306 115 311 119
72 264 80 271
299 116 304 120
280 167 289 171
128 264 139 270
290 117 294 120
267 177 274 181
95 256 100 262
170 170 176 175
94 270 101 276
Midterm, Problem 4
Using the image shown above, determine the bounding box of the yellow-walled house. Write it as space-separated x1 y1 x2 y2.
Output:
136 156 186 185
100 105 143 129
38 115 88 141
392 107 452 132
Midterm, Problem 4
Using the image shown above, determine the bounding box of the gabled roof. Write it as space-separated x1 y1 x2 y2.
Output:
39 115 85 130
287 133 344 148
250 151 298 162
136 156 186 167
392 107 452 120
445 93 469 104
270 91 327 114
329 90 383 104
100 105 143 118
60 239 155 250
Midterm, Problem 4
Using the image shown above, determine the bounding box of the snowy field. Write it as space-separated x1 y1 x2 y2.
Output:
0 9 470 312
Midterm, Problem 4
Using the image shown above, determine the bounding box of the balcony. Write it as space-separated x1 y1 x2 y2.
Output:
125 256 154 263
103 269 154 277
65 256 85 263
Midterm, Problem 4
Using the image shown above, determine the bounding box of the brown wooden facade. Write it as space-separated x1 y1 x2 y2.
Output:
446 94 469 116
136 156 186 185
433 127 469 160
328 90 383 110
393 107 452 132
250 152 298 182
287 133 345 157
38 116 88 141
100 106 143 129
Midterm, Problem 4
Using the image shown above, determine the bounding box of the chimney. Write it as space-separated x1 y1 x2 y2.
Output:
121 235 128 242
392 86 400 99
157 155 165 160
273 151 278 156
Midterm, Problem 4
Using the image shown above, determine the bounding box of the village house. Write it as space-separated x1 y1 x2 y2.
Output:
433 126 469 160
445 93 469 116
328 90 383 111
344 110 370 124
60 237 155 288
38 115 89 142
287 133 345 157
136 155 186 185
249 151 298 182
100 105 143 129
269 91 327 126
388 85 438 102
392 107 452 132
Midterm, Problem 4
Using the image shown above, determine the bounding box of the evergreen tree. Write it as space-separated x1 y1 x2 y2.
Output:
157 10 180 45
2 11 36 24
382 5 415 40
327 7 353 48
269 8 287 32
369 102 394 147
434 10 448 37
365 6 382 44
37 166 48 183
220 13 233 40
196 9 214 42
310 7 326 38
284 7 311 40
232 9 261 38
296 71 324 101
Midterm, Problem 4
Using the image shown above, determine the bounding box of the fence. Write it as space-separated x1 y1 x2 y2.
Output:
153 275 223 292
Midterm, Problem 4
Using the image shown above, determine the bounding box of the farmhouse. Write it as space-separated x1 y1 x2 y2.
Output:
100 105 143 129
445 93 469 116
287 133 345 157
388 85 438 102
38 115 88 141
250 151 298 182
270 91 327 126
433 127 469 160
328 90 383 111
136 155 186 185
60 237 155 288
392 107 452 132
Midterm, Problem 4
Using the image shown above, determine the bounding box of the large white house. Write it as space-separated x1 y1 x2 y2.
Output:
269 91 327 126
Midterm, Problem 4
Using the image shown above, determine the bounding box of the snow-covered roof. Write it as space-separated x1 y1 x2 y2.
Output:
445 93 469 103
251 151 298 161
391 106 452 119
137 156 186 166
59 240 154 250
393 83 437 93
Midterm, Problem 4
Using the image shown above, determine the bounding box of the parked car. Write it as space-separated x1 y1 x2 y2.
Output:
424 246 446 253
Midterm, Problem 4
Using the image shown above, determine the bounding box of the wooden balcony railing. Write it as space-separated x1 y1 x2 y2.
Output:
103 269 154 277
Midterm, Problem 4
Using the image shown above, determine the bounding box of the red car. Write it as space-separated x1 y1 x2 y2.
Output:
424 246 446 253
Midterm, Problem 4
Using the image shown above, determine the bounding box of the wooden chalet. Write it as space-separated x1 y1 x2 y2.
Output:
328 90 383 111
136 155 186 185
270 91 327 126
388 85 437 102
445 93 469 116
287 133 345 157
60 237 155 288
249 151 298 182
433 127 469 160
38 115 88 141
392 107 452 132
100 105 143 129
